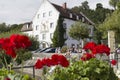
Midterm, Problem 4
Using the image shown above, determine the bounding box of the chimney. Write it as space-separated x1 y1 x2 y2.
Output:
62 2 67 9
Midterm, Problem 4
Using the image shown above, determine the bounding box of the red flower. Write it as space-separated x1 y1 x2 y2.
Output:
83 42 97 52
51 54 59 65
0 34 31 58
34 54 69 69
81 53 95 61
42 58 52 67
34 59 43 69
5 48 16 58
111 59 117 65
93 44 110 56
10 34 31 49
4 77 11 80
58 55 69 67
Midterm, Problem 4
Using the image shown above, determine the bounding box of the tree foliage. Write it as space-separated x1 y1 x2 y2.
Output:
69 21 89 40
48 58 118 80
109 0 120 9
71 1 113 24
52 15 66 47
0 23 23 34
27 36 40 51
99 5 120 43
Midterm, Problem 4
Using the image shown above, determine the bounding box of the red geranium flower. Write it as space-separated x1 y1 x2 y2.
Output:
58 55 69 67
93 44 110 56
10 34 31 49
83 42 97 52
34 59 43 69
111 59 117 65
5 48 16 58
4 77 11 80
81 53 95 61
51 54 59 65
42 58 52 67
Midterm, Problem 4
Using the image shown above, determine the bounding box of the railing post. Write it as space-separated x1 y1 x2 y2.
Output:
33 66 35 78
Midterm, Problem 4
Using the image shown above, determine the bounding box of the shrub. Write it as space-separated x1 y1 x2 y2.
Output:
61 46 68 53
27 37 39 51
16 49 32 65
49 58 118 80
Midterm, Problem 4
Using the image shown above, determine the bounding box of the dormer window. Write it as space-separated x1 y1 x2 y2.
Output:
82 17 85 22
26 23 30 29
70 13 73 18
26 24 29 29
76 16 79 20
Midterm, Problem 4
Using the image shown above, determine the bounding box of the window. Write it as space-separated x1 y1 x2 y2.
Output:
35 35 39 39
70 13 73 18
42 34 46 40
50 33 53 39
26 24 29 29
26 23 30 29
64 33 68 39
76 16 79 20
49 11 52 16
36 25 39 30
43 12 46 17
82 17 85 22
63 23 67 29
37 14 40 19
50 23 54 28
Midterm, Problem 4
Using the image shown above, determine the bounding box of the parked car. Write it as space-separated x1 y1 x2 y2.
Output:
40 48 56 53
31 48 41 53
38 47 51 53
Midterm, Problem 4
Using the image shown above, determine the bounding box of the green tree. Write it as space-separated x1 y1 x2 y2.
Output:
69 21 89 47
109 0 120 9
71 1 113 24
27 36 39 51
81 1 89 10
52 15 66 47
0 23 9 33
99 5 120 44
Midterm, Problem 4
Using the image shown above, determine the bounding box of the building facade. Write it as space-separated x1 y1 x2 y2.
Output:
21 0 94 48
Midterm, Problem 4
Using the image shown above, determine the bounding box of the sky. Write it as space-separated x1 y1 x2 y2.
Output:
0 0 112 24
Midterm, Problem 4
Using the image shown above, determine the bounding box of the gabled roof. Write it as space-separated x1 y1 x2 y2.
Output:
21 22 33 32
51 3 94 25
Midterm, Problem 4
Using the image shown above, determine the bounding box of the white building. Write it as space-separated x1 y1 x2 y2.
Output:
21 0 94 48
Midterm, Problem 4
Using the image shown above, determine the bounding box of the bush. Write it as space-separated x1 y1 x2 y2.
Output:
27 37 39 51
49 58 118 80
16 49 32 65
61 46 68 53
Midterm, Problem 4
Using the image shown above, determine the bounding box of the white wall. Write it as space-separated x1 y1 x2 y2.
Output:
32 0 60 47
63 18 79 48
63 19 94 48
23 31 33 36
31 0 94 48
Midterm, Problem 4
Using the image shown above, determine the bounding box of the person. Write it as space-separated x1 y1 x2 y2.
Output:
71 45 75 53
65 49 71 59
116 45 120 54
55 47 61 53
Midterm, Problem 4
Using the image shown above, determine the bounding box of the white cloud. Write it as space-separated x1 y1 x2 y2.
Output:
0 0 111 24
